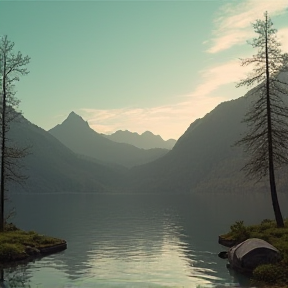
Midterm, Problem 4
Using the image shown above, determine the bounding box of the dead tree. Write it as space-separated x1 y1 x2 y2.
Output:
0 35 30 231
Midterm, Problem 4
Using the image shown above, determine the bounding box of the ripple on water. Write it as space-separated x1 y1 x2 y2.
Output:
5 193 274 287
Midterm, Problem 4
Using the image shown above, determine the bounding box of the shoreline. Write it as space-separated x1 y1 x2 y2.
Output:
218 219 288 287
0 224 67 267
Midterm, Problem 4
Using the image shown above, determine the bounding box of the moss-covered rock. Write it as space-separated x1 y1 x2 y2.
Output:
219 219 288 287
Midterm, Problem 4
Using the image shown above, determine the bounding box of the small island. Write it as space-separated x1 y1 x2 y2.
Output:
0 223 67 265
219 219 288 287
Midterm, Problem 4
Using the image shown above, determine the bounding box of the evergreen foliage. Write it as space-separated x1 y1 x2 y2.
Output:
235 12 288 227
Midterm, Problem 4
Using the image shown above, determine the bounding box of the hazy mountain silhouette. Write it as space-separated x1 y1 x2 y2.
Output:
104 130 176 150
127 73 288 194
9 71 288 195
125 98 247 193
49 112 168 168
7 116 126 194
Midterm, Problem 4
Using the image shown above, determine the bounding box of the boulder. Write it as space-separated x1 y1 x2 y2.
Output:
25 246 40 256
227 238 281 273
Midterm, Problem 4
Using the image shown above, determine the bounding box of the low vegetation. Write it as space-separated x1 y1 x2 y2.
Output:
0 223 66 263
220 219 288 286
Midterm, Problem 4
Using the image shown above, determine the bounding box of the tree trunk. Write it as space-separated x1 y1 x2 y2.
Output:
0 56 6 232
265 12 284 228
0 269 3 284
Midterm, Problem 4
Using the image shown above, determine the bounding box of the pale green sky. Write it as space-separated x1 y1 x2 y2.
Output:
1 0 288 139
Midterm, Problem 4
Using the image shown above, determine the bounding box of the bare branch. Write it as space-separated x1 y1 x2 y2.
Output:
0 35 30 231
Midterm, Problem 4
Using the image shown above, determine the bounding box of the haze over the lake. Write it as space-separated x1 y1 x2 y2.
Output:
0 0 287 139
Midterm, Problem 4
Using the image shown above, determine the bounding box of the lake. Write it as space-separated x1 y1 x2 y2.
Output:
3 192 288 288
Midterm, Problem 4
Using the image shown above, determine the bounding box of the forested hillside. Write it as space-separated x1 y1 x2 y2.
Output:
127 74 288 194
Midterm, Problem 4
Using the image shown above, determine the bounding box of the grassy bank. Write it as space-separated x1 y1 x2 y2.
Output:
220 219 288 287
0 223 66 264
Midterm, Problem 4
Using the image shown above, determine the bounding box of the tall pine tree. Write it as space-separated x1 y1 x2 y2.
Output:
236 12 288 228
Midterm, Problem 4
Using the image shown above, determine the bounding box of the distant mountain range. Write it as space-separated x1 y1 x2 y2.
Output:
126 72 288 194
103 130 176 150
6 71 288 195
125 97 250 194
49 112 169 168
7 116 125 194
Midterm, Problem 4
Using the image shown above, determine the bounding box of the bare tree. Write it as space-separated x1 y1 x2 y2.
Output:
236 12 288 228
0 35 30 232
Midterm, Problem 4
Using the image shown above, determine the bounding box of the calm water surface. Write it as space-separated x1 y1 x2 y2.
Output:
3 193 288 288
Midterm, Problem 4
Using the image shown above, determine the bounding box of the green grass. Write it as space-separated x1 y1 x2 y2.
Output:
220 219 288 287
0 223 65 263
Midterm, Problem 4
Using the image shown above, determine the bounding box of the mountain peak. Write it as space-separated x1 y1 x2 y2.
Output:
104 130 176 149
142 131 163 141
67 111 83 120
58 111 90 130
142 131 154 136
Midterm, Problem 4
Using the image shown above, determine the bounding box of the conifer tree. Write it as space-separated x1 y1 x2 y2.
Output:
236 12 288 228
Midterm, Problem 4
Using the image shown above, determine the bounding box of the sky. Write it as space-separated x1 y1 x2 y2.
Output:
0 0 287 140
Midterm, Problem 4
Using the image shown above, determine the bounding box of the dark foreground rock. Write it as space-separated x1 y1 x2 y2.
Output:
218 235 238 247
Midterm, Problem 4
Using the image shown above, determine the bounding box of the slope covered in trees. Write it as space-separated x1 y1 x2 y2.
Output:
4 73 288 195
127 73 288 194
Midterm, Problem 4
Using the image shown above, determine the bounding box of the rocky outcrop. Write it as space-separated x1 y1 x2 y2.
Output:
0 241 67 266
39 242 67 254
218 235 238 247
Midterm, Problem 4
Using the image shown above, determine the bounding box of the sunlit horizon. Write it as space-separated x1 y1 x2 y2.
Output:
1 0 287 140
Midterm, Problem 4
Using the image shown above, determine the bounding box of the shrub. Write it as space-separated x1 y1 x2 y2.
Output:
4 223 19 232
261 219 273 225
229 221 250 242
253 264 288 284
222 218 288 286
0 243 23 261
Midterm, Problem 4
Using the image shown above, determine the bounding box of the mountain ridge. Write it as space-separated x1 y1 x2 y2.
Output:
49 113 169 168
7 115 126 194
103 130 176 150
8 72 288 195
126 73 288 194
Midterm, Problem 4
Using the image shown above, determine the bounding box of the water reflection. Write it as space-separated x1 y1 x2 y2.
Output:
7 193 288 287
0 265 31 288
